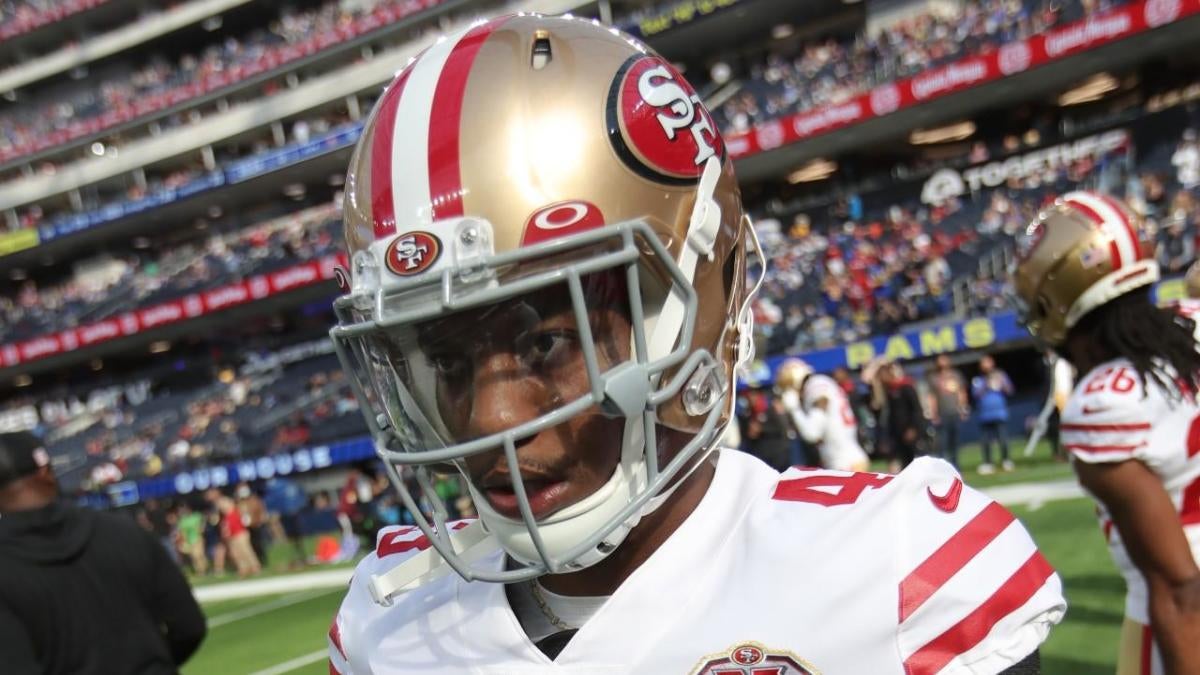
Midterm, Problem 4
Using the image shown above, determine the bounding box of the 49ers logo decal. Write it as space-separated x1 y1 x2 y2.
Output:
691 642 818 675
384 231 442 277
608 55 725 184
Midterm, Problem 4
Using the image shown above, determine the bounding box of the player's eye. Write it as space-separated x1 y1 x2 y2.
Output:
514 330 576 370
427 352 470 381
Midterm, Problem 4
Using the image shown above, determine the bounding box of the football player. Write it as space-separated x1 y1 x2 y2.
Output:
775 358 870 472
327 15 1064 674
1011 191 1200 674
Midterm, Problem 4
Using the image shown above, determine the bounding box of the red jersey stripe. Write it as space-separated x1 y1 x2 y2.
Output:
427 17 508 222
329 615 347 660
1140 623 1153 675
898 501 1015 623
1065 196 1122 269
903 551 1055 675
329 661 342 675
1065 442 1146 454
370 66 415 240
1059 422 1151 432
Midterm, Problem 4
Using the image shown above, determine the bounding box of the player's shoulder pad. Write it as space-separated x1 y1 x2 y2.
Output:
1062 361 1156 464
331 521 476 673
889 458 1065 673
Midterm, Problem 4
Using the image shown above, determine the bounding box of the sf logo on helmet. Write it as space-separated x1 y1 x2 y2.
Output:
609 55 726 184
385 231 442 277
638 63 717 166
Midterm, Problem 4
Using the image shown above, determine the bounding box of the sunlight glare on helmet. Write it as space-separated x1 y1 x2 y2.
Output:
509 111 587 206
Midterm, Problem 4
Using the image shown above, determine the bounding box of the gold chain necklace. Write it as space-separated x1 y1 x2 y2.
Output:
529 581 574 632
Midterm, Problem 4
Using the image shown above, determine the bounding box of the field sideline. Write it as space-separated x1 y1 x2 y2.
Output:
186 444 1119 674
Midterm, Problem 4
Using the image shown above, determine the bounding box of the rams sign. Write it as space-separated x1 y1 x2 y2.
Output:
760 314 1024 382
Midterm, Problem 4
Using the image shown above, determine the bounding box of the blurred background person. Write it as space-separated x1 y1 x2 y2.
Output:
973 355 1016 474
926 355 970 469
0 431 206 673
776 359 870 472
874 361 926 471
217 495 260 578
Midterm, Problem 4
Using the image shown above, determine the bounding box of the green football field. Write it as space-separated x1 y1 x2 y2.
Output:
186 444 1120 674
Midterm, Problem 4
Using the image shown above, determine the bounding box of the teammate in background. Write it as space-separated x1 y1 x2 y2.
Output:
776 358 870 472
1011 191 1200 674
1024 350 1074 461
326 15 1063 673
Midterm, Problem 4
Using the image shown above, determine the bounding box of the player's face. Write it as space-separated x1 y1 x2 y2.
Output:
413 274 631 521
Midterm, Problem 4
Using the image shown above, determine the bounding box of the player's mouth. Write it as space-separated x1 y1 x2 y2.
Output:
479 473 571 520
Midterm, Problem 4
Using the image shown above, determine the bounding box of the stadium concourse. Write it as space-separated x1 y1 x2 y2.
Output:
0 0 1198 672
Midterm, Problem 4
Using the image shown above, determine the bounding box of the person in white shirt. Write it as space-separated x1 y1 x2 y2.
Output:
324 15 1064 674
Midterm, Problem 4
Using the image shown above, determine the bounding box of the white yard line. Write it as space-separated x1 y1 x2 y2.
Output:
206 588 339 628
194 567 354 603
982 479 1084 508
247 649 328 675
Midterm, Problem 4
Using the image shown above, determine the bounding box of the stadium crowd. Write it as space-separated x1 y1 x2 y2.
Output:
0 0 108 41
0 0 1121 171
712 0 1127 136
0 203 341 343
0 0 440 164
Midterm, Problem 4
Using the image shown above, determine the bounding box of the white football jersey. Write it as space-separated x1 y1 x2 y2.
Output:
1060 305 1200 624
802 374 869 471
329 451 1064 675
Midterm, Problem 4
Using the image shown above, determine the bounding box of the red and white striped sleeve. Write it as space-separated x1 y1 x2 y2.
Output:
328 610 351 675
893 459 1066 674
1061 365 1152 465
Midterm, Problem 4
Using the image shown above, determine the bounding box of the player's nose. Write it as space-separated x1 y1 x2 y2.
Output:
466 351 546 441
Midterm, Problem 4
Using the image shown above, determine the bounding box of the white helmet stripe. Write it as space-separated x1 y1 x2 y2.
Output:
389 30 468 231
1062 192 1138 270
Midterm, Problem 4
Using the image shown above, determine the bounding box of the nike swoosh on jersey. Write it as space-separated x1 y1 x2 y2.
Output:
927 478 964 513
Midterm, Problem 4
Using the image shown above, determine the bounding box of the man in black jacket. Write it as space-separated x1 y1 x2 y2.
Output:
0 431 207 674
877 362 927 470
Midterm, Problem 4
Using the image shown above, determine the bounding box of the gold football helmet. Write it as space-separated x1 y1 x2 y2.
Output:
329 14 760 599
774 358 813 392
1010 191 1158 346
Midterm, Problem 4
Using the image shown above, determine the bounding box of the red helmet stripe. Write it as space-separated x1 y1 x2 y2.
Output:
427 17 509 221
1063 195 1122 270
370 66 415 239
1096 193 1142 261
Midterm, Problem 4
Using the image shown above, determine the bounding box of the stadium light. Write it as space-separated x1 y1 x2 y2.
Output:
149 341 171 354
8 268 25 281
772 24 794 40
910 120 976 145
90 142 105 156
787 159 838 183
90 359 103 371
1057 72 1118 106
13 375 31 388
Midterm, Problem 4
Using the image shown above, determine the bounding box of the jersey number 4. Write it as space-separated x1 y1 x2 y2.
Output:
773 472 893 507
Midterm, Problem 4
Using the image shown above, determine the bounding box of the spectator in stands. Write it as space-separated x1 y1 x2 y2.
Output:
972 355 1015 474
743 390 796 471
1157 217 1195 275
0 431 206 674
926 355 970 469
1173 128 1200 189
